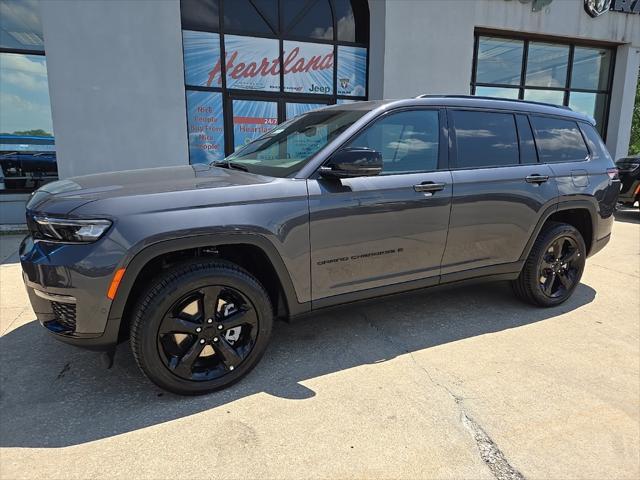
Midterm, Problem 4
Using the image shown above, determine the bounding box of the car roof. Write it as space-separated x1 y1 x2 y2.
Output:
326 95 595 125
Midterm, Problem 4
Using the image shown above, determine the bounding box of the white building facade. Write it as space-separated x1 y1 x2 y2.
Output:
0 0 638 223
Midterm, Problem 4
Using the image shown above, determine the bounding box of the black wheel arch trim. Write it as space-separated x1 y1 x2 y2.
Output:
519 199 599 263
106 233 310 341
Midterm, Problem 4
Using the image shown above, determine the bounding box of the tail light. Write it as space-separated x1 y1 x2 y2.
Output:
606 168 619 180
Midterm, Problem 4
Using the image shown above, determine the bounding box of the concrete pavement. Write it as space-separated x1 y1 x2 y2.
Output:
0 213 638 479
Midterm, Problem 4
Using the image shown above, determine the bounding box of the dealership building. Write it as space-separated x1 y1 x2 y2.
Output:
0 0 638 223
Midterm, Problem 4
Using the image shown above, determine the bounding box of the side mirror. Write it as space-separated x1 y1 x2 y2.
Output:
319 147 383 179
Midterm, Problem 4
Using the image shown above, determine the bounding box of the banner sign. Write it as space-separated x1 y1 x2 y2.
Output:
285 102 326 120
337 46 367 97
183 30 221 87
283 41 333 95
224 35 280 92
232 100 278 151
186 91 225 164
184 34 349 97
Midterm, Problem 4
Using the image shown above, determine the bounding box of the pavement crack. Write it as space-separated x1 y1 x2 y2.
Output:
461 411 525 480
359 311 525 480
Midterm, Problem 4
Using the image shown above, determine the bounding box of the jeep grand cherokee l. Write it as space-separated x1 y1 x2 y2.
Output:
20 96 619 395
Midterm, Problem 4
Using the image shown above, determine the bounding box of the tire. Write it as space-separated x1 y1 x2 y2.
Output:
130 260 273 395
512 222 586 307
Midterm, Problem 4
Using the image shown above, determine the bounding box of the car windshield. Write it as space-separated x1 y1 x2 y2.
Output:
220 108 368 177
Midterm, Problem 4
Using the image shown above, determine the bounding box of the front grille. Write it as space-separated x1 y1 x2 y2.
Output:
51 301 77 332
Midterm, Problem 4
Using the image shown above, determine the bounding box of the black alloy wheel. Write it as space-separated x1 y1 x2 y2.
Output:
158 285 258 381
512 222 586 307
131 261 273 395
538 236 581 299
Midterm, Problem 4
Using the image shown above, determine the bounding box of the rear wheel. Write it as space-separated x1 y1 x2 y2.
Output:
512 222 586 307
130 260 273 395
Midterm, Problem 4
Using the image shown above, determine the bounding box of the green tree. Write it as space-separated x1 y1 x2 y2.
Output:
630 70 640 156
12 129 53 137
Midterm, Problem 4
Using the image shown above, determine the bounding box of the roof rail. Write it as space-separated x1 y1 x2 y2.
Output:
414 94 573 111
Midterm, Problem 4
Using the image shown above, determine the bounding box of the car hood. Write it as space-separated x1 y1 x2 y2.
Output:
26 164 278 215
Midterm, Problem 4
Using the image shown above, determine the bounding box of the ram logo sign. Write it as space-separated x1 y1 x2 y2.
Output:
584 0 640 16
584 0 612 16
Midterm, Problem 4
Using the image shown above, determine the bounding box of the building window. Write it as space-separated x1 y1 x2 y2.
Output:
0 0 56 192
180 0 369 164
471 33 614 139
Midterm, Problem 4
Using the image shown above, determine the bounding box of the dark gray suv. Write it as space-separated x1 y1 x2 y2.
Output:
20 96 619 395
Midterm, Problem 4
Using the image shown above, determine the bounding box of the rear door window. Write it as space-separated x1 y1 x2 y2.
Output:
451 110 519 168
529 116 589 163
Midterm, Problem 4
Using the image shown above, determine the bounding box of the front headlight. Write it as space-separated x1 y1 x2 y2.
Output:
33 216 112 243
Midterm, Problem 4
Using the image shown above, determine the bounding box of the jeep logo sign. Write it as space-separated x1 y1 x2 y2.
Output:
584 0 640 17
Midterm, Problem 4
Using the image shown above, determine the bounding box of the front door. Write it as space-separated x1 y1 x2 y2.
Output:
308 108 452 301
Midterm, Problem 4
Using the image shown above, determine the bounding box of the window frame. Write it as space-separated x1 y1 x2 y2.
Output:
528 114 592 164
470 30 616 141
448 108 523 170
314 107 448 177
181 0 370 159
0 7 57 194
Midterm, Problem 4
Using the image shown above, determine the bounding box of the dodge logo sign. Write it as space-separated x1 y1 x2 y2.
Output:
584 0 612 17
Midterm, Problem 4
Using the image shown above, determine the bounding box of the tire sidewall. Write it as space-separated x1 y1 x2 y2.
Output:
132 263 273 395
528 225 586 307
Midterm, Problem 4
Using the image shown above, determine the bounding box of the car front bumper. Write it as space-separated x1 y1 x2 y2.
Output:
20 234 127 351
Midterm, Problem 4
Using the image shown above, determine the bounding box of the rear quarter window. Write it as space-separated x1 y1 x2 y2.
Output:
529 116 589 163
579 122 612 162
451 110 519 168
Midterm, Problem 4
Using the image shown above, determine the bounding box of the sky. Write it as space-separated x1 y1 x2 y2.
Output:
0 52 53 135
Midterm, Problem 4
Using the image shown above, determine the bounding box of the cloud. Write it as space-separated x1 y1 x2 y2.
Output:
0 53 49 91
0 91 52 133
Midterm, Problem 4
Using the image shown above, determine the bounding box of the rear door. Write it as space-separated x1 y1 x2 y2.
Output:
308 108 452 301
441 109 558 276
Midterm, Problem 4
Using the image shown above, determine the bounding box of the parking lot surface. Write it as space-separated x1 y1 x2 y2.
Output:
0 212 638 480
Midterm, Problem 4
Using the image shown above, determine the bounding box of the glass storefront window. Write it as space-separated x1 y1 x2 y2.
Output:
472 34 614 138
474 86 519 99
285 102 326 120
571 47 612 91
283 40 334 95
288 0 333 40
180 0 369 161
524 89 564 105
186 91 225 164
224 35 280 92
337 45 367 97
0 0 56 192
182 30 220 87
231 100 278 151
569 92 608 125
475 37 523 85
525 42 569 88
0 0 44 51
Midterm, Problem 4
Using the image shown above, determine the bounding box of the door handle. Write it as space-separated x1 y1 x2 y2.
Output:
413 182 446 193
525 174 550 184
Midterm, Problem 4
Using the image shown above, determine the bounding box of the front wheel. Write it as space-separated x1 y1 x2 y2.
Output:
512 222 586 307
130 260 273 395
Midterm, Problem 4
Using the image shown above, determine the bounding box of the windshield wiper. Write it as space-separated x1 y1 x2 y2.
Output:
211 161 249 172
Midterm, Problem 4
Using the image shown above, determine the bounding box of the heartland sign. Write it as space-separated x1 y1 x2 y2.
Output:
584 0 640 17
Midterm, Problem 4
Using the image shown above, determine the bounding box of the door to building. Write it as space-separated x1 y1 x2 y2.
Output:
226 94 330 155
